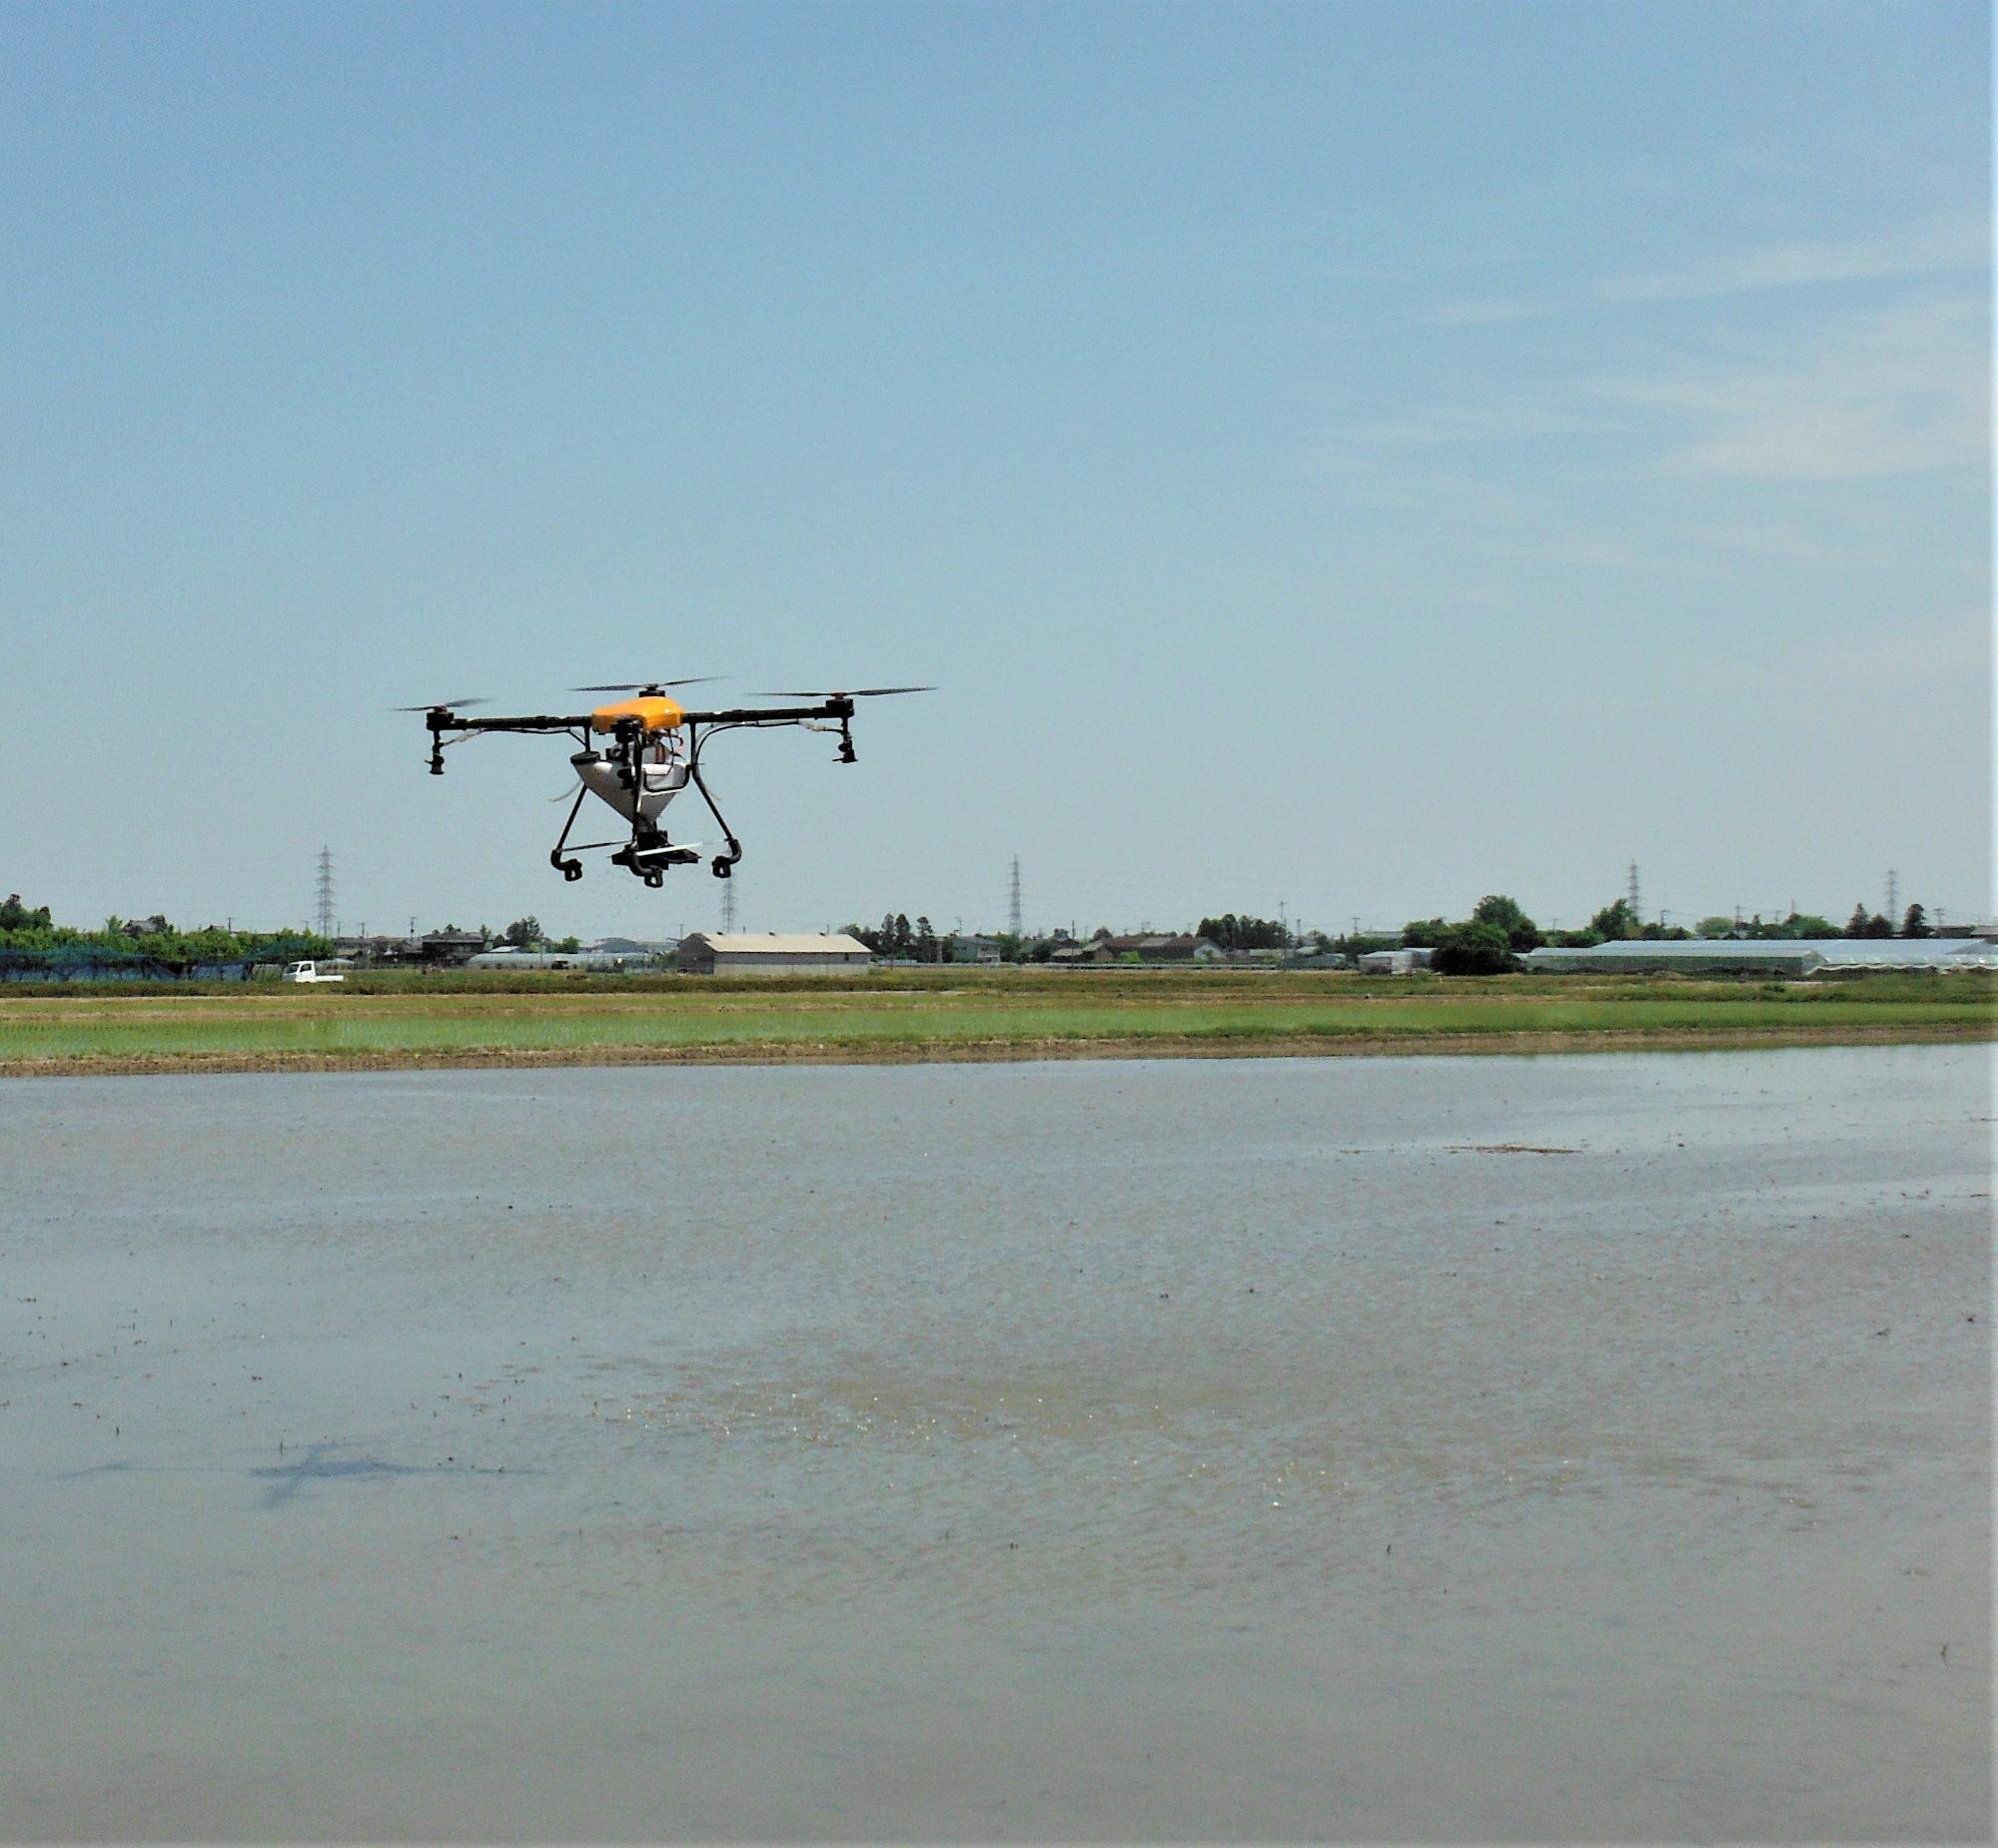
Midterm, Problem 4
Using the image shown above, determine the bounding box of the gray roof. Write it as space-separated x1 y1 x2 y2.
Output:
1524 945 1823 975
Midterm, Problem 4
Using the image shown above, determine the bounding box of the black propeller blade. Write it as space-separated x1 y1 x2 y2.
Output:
571 678 721 693
394 697 490 712
757 685 936 698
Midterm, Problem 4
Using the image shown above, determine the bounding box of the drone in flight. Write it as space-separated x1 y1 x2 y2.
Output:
403 680 931 885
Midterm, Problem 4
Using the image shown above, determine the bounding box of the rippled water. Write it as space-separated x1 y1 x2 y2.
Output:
1 1048 1988 1839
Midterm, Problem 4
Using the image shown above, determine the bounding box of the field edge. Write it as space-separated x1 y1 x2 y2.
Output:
1 1019 1989 1078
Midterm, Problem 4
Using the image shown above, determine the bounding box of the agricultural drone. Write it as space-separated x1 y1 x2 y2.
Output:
402 681 930 885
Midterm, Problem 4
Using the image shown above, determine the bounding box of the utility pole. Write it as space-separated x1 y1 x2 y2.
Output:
315 847 335 939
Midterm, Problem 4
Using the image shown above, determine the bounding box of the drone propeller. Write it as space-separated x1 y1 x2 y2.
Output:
757 685 935 698
571 678 721 693
394 696 490 712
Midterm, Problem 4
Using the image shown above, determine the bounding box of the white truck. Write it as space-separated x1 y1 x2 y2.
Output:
282 960 346 984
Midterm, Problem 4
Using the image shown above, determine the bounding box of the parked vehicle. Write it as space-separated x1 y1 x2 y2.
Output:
282 960 346 984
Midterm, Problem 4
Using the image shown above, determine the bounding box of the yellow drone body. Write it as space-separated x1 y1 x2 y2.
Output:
589 694 684 734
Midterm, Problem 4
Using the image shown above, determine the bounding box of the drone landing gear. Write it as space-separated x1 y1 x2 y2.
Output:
611 830 703 885
550 787 589 882
684 740 744 883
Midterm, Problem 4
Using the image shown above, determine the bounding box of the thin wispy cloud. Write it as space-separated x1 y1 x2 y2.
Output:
1432 212 1988 326
1597 294 1988 481
1357 406 1623 447
1603 214 1988 305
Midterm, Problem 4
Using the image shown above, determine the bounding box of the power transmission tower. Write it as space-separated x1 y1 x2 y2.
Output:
315 848 335 939
1007 857 1023 937
1627 860 1641 919
1885 869 1898 923
719 876 738 933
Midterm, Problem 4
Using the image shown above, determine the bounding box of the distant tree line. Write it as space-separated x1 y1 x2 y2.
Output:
1375 889 1948 975
499 917 582 953
1197 913 1290 951
823 887 1953 978
846 913 947 961
0 893 332 979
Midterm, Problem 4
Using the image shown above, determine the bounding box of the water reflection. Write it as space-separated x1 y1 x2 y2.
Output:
60 1443 518 1508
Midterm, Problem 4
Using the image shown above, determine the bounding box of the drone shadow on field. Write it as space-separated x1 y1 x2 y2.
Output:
61 1440 527 1508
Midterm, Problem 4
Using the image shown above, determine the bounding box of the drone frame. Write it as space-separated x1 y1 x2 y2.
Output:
418 693 868 887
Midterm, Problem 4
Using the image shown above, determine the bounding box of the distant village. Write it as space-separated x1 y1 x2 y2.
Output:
3 890 1992 982
328 893 1998 979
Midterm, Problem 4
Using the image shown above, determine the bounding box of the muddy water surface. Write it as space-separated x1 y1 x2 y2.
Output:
0 1048 1989 1839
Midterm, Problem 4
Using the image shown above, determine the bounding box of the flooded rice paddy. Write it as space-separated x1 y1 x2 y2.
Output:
1 1047 1989 1840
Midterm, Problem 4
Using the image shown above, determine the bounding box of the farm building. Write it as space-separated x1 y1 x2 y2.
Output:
1358 948 1434 975
1523 942 1823 977
676 931 873 976
1052 932 1224 965
463 948 660 972
1521 939 1998 977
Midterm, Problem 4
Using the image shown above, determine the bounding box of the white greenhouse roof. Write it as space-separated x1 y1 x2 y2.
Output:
1523 938 1996 970
682 932 871 955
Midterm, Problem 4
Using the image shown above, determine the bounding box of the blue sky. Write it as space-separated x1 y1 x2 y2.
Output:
2 1 1988 940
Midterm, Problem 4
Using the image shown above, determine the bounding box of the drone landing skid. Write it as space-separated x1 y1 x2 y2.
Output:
549 840 730 887
610 839 703 889
549 790 741 888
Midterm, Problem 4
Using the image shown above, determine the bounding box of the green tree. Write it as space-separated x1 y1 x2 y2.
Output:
1863 911 1895 939
1402 917 1449 949
1197 913 1287 950
1433 918 1512 975
1901 903 1931 938
0 894 51 930
1845 904 1871 938
1471 894 1543 952
501 917 543 949
1589 898 1642 941
1696 916 1737 939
